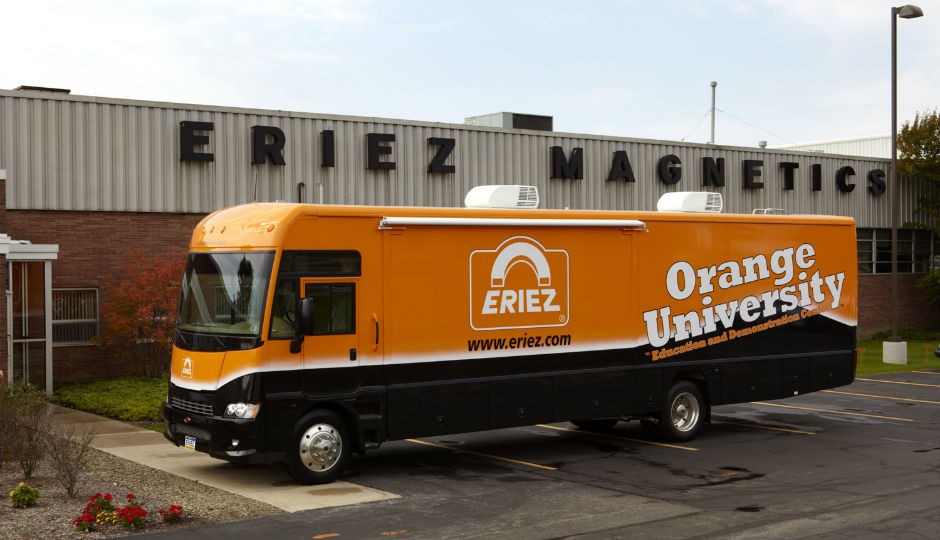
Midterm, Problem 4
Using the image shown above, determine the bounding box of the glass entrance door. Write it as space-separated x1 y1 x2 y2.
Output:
9 261 47 387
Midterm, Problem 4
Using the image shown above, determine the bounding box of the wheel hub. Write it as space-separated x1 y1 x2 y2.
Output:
299 423 342 472
671 392 700 432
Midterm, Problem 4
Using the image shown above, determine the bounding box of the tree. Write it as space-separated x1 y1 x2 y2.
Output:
897 108 940 305
96 251 186 377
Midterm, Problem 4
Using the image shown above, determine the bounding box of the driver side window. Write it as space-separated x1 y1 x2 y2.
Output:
269 279 298 339
305 283 355 335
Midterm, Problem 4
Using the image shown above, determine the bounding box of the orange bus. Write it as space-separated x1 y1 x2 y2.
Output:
162 189 857 484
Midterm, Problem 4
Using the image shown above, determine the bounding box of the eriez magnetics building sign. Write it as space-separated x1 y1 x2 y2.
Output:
178 122 888 196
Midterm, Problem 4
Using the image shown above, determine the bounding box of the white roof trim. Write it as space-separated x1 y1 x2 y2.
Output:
379 216 646 230
0 234 58 260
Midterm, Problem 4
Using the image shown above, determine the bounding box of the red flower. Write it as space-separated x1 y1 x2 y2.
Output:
126 493 136 500
104 493 113 501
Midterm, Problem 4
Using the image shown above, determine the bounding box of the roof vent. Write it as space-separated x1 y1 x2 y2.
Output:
14 85 71 94
465 185 539 209
752 208 787 215
657 192 723 213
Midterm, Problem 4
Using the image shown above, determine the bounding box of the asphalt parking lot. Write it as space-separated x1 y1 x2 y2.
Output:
142 370 940 540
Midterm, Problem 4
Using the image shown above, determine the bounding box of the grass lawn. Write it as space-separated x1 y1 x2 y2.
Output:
856 339 940 375
54 375 168 424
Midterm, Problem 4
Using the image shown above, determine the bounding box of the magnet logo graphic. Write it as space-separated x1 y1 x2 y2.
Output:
470 236 569 330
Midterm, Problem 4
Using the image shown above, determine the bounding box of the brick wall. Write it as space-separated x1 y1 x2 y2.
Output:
858 274 940 339
5 209 204 382
0 179 6 373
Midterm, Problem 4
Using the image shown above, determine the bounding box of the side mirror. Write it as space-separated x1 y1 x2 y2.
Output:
289 297 316 354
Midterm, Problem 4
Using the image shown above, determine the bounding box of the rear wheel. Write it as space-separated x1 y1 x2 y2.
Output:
658 381 706 442
571 418 618 432
287 409 351 485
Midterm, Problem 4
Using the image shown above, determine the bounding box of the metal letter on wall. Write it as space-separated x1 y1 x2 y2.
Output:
701 157 725 187
811 164 822 191
657 154 681 185
867 169 886 196
427 137 456 174
367 133 396 170
251 126 287 165
836 166 856 193
551 147 584 180
607 151 636 182
779 162 799 190
742 160 764 189
179 121 215 162
321 130 335 168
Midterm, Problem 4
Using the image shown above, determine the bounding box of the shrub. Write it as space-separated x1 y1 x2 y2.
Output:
115 493 148 528
3 381 51 479
72 492 116 531
159 504 185 523
9 482 40 508
48 425 96 498
918 269 940 305
95 250 185 378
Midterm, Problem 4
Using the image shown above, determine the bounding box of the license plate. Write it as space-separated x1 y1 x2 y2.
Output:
184 435 197 450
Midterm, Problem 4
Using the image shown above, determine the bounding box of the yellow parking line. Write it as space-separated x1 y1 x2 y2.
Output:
823 389 940 405
536 424 699 451
750 401 914 422
404 438 558 471
714 420 815 435
912 371 940 376
855 378 940 389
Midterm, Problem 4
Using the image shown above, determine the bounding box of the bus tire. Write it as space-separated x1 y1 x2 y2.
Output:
658 381 705 442
571 418 618 432
287 409 351 485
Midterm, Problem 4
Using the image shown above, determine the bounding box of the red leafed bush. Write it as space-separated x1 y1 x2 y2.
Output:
95 250 186 378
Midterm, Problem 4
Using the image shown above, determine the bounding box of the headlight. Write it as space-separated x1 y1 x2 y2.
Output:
224 402 261 419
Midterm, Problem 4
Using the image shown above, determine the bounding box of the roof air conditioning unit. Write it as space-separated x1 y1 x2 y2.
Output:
656 192 723 213
465 185 539 209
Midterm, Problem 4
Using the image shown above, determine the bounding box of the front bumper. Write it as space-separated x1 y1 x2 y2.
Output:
162 401 266 464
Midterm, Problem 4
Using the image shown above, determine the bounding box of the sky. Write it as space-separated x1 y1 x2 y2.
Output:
2 0 938 148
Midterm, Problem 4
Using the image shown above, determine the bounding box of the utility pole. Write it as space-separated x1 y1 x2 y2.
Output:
709 81 717 144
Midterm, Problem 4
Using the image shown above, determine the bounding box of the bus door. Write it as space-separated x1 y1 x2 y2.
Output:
299 276 361 397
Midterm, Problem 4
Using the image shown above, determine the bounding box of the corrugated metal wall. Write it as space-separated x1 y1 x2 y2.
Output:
1 89 928 228
773 136 891 159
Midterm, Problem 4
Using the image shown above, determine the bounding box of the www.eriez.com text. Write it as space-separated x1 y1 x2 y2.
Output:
642 243 846 354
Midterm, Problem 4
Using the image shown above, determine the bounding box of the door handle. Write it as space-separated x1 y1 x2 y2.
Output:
349 348 357 361
372 313 380 351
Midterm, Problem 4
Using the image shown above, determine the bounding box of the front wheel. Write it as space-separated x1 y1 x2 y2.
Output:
658 381 706 442
287 409 351 485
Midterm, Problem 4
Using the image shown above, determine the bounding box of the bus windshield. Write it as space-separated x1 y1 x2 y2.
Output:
176 251 274 351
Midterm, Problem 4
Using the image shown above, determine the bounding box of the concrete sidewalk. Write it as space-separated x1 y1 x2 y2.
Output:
49 405 398 512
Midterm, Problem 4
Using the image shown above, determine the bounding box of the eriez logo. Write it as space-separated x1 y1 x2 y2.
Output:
469 236 570 330
643 243 846 352
181 357 193 378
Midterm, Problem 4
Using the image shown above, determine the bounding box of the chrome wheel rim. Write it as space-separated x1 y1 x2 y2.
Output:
298 423 342 472
670 392 700 433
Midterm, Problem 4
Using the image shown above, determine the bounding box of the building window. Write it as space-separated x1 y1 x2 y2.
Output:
52 288 99 345
857 228 938 275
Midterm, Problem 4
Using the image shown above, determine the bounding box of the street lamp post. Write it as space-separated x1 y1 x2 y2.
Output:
885 4 924 364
